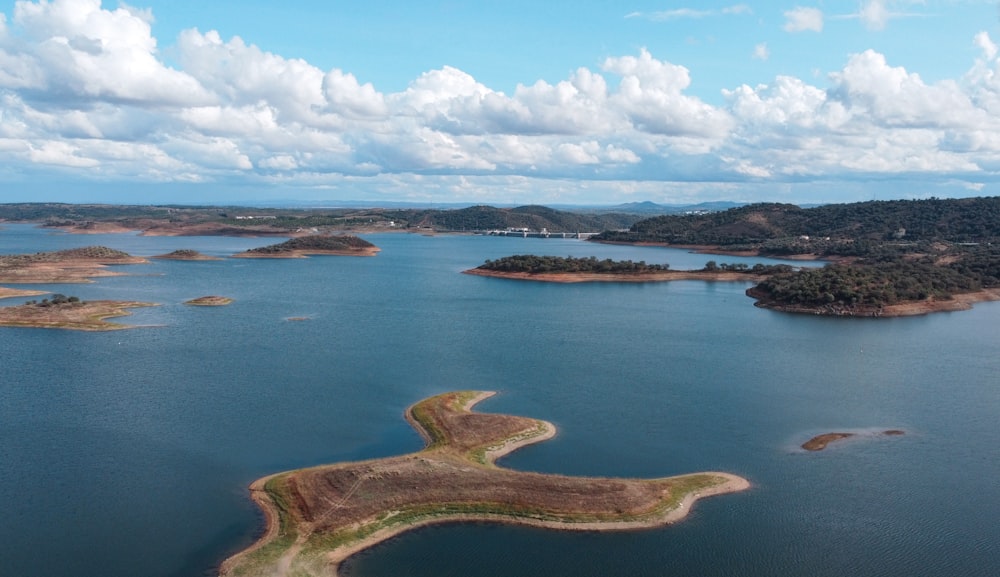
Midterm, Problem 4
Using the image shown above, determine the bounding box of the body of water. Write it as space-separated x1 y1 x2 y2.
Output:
1 224 997 577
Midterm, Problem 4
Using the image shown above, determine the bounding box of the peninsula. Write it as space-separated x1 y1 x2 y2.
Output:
219 391 749 577
0 246 147 283
233 235 379 258
0 297 156 330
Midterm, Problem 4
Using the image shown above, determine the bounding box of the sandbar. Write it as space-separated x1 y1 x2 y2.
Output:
0 287 47 300
219 391 749 577
0 300 157 330
184 296 233 306
802 429 905 451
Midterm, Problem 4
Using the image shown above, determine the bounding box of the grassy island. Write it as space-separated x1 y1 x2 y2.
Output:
184 296 233 306
219 391 749 577
802 430 905 451
0 246 147 283
0 297 156 330
466 255 789 283
153 249 222 261
233 235 379 258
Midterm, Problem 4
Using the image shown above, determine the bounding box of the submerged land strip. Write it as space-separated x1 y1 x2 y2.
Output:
802 430 905 451
219 391 749 577
0 299 157 330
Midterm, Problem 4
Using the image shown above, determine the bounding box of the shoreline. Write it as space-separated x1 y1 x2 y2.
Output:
463 268 766 283
748 287 1000 317
0 287 48 300
0 300 158 330
220 391 749 577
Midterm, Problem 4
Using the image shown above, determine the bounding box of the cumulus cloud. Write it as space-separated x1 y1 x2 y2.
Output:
784 7 824 33
1 0 1000 203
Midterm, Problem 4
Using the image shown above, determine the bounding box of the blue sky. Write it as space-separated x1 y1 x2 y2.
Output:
2 0 1000 206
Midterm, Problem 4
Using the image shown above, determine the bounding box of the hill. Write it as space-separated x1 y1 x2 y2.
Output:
592 197 1000 255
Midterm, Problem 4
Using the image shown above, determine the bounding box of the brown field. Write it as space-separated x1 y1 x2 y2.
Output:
0 300 157 330
219 391 749 577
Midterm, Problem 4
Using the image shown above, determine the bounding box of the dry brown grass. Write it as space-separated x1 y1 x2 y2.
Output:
220 391 749 577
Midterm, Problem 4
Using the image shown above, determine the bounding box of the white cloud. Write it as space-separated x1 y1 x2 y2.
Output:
784 7 824 33
860 0 891 30
627 5 752 21
7 0 212 106
2 1 1000 204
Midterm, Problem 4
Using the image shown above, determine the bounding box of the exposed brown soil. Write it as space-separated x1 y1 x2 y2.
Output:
219 391 749 577
0 247 148 284
463 268 766 283
802 433 855 451
749 287 1000 318
802 430 905 451
0 300 157 330
184 296 233 306
0 287 47 300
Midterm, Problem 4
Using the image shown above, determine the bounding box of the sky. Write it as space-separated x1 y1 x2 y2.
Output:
2 1 1000 206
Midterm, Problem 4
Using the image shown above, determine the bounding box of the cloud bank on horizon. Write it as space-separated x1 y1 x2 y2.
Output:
1 0 1000 205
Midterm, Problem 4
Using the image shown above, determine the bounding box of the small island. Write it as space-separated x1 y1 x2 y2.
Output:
465 255 789 283
0 295 156 330
0 246 148 283
184 296 233 306
219 391 749 577
153 249 222 261
802 429 905 451
233 235 379 258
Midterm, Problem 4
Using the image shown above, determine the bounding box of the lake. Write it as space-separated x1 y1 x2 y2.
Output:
1 224 997 577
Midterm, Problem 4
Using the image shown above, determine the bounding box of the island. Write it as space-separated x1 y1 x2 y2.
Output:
464 255 789 283
0 296 156 330
0 246 148 284
184 296 233 306
590 198 1000 317
802 429 905 451
232 235 380 258
153 249 223 261
219 391 749 577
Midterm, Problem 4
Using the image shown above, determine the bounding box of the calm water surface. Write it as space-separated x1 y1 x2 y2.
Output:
0 224 997 577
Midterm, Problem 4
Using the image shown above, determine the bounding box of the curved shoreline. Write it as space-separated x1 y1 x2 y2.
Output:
748 287 1000 317
0 300 158 330
463 268 765 283
220 391 749 577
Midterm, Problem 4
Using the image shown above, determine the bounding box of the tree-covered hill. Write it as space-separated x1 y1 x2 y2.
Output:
593 197 1000 250
394 205 639 232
